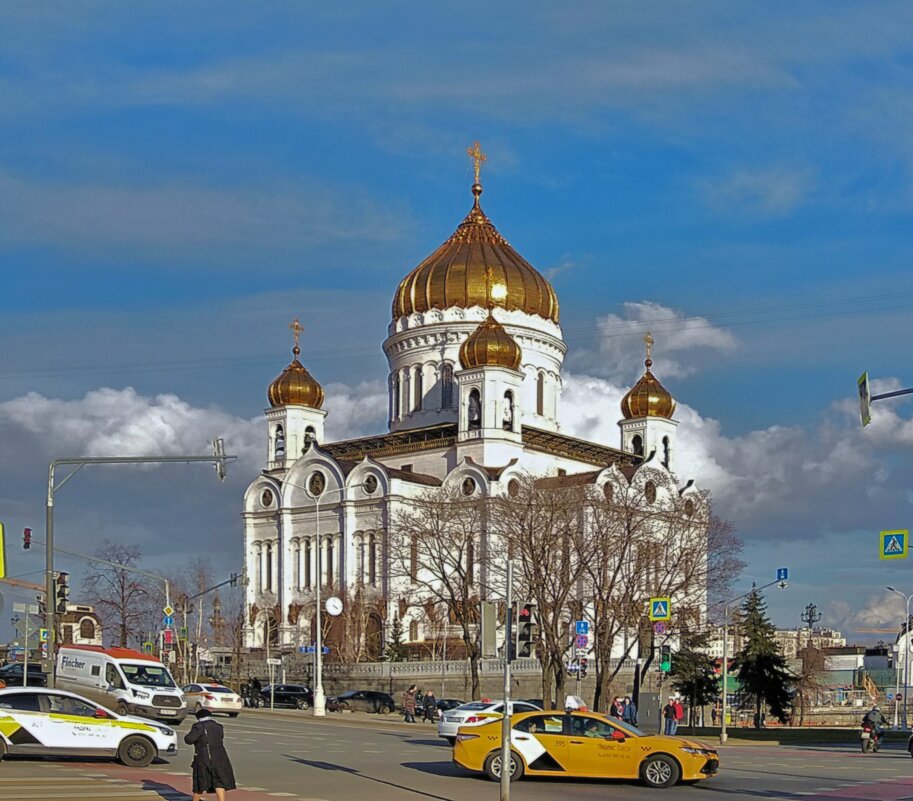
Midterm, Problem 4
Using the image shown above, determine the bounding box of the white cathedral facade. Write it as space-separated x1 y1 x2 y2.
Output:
242 161 706 657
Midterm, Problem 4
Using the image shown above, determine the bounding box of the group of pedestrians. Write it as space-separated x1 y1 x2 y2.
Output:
662 697 685 735
608 696 638 726
402 685 437 723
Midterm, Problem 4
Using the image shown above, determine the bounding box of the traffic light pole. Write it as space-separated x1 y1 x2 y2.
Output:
500 560 513 801
44 447 236 687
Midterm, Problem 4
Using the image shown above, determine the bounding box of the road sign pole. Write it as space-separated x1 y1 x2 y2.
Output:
500 560 513 801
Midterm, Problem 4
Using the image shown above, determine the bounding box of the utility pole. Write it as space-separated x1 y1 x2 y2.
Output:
499 560 513 801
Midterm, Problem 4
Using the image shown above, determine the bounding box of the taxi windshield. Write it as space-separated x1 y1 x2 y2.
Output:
121 663 175 688
611 718 645 737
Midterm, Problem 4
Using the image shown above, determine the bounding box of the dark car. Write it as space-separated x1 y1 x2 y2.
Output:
435 698 465 717
257 684 313 710
327 690 396 714
0 663 47 687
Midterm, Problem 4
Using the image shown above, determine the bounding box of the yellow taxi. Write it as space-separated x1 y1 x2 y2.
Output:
452 709 719 788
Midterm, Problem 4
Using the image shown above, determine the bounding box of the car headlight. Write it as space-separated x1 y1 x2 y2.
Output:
160 727 174 737
680 746 713 755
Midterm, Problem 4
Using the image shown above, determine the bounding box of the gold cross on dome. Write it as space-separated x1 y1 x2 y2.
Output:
644 332 654 362
289 318 304 349
467 140 487 185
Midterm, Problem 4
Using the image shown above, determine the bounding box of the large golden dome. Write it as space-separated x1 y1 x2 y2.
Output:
459 311 523 370
392 183 559 323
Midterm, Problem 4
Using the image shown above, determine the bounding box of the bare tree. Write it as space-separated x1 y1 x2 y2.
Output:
334 587 384 664
794 645 826 725
83 541 152 648
389 489 486 699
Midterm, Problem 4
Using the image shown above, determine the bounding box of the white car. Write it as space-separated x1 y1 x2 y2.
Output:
0 687 178 767
183 683 242 716
437 699 541 744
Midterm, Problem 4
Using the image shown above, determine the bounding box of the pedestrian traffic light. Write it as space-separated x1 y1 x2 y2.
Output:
579 657 588 679
23 527 31 550
660 644 672 673
516 601 538 658
54 571 70 614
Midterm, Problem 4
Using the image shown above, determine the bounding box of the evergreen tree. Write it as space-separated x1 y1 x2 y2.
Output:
384 615 408 662
734 590 792 726
669 631 721 728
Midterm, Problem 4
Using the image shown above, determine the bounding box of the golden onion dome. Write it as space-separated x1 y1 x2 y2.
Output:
620 334 675 419
268 321 325 409
459 311 522 370
392 182 559 323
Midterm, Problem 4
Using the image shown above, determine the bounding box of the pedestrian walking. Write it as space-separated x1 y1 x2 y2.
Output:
711 705 719 726
422 689 437 722
673 698 684 732
403 685 417 723
663 699 677 735
622 696 637 726
184 709 236 801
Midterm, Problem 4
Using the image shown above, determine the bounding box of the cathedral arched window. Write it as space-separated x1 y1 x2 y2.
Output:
503 391 515 431
644 480 657 504
409 619 419 641
663 436 670 468
326 537 334 588
274 425 285 458
414 366 423 411
256 546 263 593
79 619 95 640
265 543 273 592
410 536 418 582
303 539 312 589
468 389 481 431
393 374 401 419
304 426 316 452
536 373 545 416
356 536 365 586
368 533 377 586
293 541 301 589
466 540 475 585
632 434 644 456
441 363 454 409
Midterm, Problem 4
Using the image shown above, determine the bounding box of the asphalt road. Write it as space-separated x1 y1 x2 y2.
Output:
2 711 913 801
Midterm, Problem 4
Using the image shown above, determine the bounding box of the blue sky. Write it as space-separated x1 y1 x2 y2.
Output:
1 2 913 642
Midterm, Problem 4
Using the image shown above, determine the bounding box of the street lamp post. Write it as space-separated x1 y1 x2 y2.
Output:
45 446 236 687
886 586 912 729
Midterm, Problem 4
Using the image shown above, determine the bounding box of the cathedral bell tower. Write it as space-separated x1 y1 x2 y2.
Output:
619 333 678 470
265 319 327 469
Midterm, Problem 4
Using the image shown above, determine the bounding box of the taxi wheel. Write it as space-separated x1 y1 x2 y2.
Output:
641 754 681 789
118 735 156 768
483 750 524 783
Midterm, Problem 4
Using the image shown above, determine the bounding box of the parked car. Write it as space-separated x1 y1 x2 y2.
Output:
327 690 396 714
434 698 466 718
256 684 313 710
0 663 47 687
438 699 542 744
183 683 243 717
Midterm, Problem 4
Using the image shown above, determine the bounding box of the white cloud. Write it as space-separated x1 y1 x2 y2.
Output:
323 381 389 442
578 301 736 381
700 166 817 217
826 594 905 635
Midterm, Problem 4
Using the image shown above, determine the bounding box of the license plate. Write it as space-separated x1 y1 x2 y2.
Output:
445 716 461 724
159 709 177 716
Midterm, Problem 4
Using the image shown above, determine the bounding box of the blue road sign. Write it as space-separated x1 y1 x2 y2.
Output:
162 615 174 627
299 646 315 654
880 530 908 561
649 598 671 621
776 568 788 582
575 620 589 635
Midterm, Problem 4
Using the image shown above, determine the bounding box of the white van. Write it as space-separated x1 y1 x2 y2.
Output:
56 645 187 724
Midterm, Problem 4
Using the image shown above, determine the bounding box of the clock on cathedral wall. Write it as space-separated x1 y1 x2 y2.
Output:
308 471 326 497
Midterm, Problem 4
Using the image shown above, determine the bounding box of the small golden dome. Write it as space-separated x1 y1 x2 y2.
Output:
459 311 523 370
268 321 325 408
621 332 675 419
392 183 559 323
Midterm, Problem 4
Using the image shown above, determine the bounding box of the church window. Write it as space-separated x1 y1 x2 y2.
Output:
466 540 475 585
684 498 695 518
441 363 454 409
257 547 263 593
410 536 418 582
274 425 285 458
409 619 419 641
468 389 481 431
632 434 643 456
662 436 670 468
79 619 95 640
304 426 316 452
603 484 614 504
503 391 515 431
414 366 423 411
393 374 401 419
326 537 334 587
508 479 520 498
644 480 657 504
536 373 545 416
356 537 365 586
368 533 377 586
304 539 312 589
293 542 301 589
266 543 273 592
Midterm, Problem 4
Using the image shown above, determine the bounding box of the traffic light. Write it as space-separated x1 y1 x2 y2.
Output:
516 601 538 658
54 571 70 614
660 644 672 673
579 657 588 679
23 527 31 550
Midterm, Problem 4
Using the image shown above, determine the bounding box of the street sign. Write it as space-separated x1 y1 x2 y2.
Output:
163 615 174 627
163 605 174 617
888 692 895 701
299 646 315 654
858 372 872 427
575 634 588 648
575 620 589 635
649 597 671 621
142 641 154 654
38 628 48 643
880 530 908 560
266 657 282 666
179 626 188 641
777 567 789 581
653 621 666 635
898 693 904 703
162 629 175 645
574 648 587 657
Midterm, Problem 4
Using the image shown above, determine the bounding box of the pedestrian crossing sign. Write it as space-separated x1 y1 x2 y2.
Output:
649 597 672 621
880 530 908 560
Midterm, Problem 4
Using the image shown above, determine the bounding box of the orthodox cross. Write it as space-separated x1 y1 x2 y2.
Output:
467 140 487 185
644 331 654 363
289 318 304 351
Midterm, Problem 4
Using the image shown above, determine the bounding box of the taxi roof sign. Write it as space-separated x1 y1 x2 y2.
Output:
880 530 908 560
649 597 671 621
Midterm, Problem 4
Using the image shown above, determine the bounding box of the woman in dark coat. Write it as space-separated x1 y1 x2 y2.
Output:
184 708 236 801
